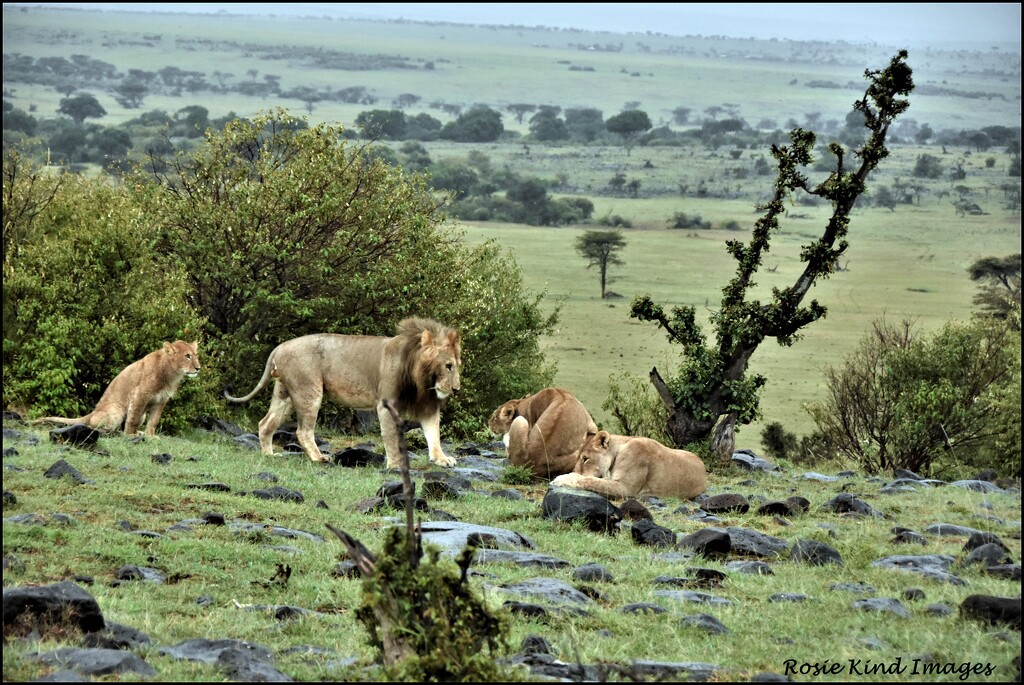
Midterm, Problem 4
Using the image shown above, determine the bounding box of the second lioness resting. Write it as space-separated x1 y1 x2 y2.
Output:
488 387 598 479
224 318 461 467
551 430 707 500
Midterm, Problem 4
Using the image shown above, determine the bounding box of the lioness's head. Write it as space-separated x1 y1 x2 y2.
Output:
487 397 523 435
574 430 614 477
165 340 201 378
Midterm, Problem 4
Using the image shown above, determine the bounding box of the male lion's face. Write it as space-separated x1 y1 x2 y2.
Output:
422 330 461 400
574 430 613 477
167 341 201 378
487 399 521 435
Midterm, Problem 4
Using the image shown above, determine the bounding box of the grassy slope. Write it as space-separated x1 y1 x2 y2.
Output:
2 425 1020 681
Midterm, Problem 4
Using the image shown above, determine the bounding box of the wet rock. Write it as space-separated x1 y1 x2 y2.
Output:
701 493 749 514
630 518 676 547
851 597 911 618
542 487 622 533
677 528 731 559
34 648 156 677
959 595 1021 629
790 539 843 566
2 582 105 635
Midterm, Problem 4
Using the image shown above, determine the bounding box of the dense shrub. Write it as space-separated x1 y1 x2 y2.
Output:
669 211 711 229
603 372 670 443
760 421 799 460
808 317 1021 477
125 109 553 435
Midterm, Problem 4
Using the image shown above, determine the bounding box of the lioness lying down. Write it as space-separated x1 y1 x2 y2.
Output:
224 318 461 467
488 387 598 478
31 340 201 437
551 430 707 500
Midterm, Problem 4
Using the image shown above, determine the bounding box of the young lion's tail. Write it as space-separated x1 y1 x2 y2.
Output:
29 414 93 427
223 350 278 404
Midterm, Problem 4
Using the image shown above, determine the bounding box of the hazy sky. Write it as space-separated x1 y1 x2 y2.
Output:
12 3 1022 49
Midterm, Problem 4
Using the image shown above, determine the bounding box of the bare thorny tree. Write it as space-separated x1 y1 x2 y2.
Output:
630 51 914 449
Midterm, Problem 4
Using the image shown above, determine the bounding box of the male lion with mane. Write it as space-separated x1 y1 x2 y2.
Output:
31 340 200 437
224 318 461 467
488 387 598 479
551 430 707 500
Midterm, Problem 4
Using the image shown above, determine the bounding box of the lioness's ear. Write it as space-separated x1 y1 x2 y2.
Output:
597 431 610 449
163 342 174 354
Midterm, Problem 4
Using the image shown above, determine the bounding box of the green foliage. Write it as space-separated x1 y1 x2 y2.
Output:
439 105 504 143
605 109 653 154
912 153 943 178
669 211 711 229
968 253 1021 326
2 147 210 429
356 528 512 682
575 229 626 299
760 421 799 460
629 51 914 448
56 93 106 125
499 464 538 485
808 317 1021 477
602 372 670 443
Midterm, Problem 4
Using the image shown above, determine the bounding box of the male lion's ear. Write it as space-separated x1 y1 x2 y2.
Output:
446 330 461 348
420 329 434 347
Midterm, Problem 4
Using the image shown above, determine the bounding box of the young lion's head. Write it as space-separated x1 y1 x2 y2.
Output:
574 430 615 477
164 340 201 378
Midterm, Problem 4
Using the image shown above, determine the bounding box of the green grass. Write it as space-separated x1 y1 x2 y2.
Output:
2 423 1020 681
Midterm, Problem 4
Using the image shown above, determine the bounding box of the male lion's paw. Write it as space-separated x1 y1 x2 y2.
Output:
551 474 579 488
432 453 457 468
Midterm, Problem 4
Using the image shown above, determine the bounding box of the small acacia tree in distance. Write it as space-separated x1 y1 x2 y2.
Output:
628 51 914 448
605 110 652 156
576 229 627 299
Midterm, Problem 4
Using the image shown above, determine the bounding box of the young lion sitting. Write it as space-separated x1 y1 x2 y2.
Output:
551 430 707 500
488 387 598 479
31 340 201 437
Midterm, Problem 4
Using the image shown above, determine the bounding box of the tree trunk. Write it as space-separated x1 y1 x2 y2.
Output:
649 367 717 446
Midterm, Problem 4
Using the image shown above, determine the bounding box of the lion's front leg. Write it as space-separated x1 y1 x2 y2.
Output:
143 400 169 437
377 401 404 469
420 411 455 468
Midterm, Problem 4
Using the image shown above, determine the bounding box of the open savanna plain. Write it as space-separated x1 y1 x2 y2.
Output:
3 6 1022 683
4 5 1020 449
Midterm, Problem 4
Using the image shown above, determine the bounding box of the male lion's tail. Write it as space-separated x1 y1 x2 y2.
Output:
223 350 278 404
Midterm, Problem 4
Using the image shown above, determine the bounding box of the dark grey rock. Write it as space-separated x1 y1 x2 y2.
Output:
248 486 304 503
573 563 614 582
820 493 877 517
219 646 290 682
473 549 570 569
34 648 155 677
789 539 843 566
622 602 667 614
679 613 730 635
81 621 150 650
159 638 274 664
959 595 1021 628
964 543 1014 568
891 530 928 545
677 527 730 559
654 590 731 606
3 582 105 634
725 560 774 575
731 449 778 472
949 480 1006 493
851 597 911 618
542 486 622 533
925 523 984 537
725 527 789 559
769 593 809 603
43 459 90 485
415 520 534 555
495 577 593 606
701 493 749 514
871 554 965 584
630 518 675 547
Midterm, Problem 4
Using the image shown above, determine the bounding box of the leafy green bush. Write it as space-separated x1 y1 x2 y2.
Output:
124 109 553 435
602 372 670 442
669 211 711 229
3 148 211 431
760 421 799 460
808 316 1021 477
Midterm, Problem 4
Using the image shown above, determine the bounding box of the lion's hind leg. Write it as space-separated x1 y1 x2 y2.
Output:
258 382 294 457
505 416 531 467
